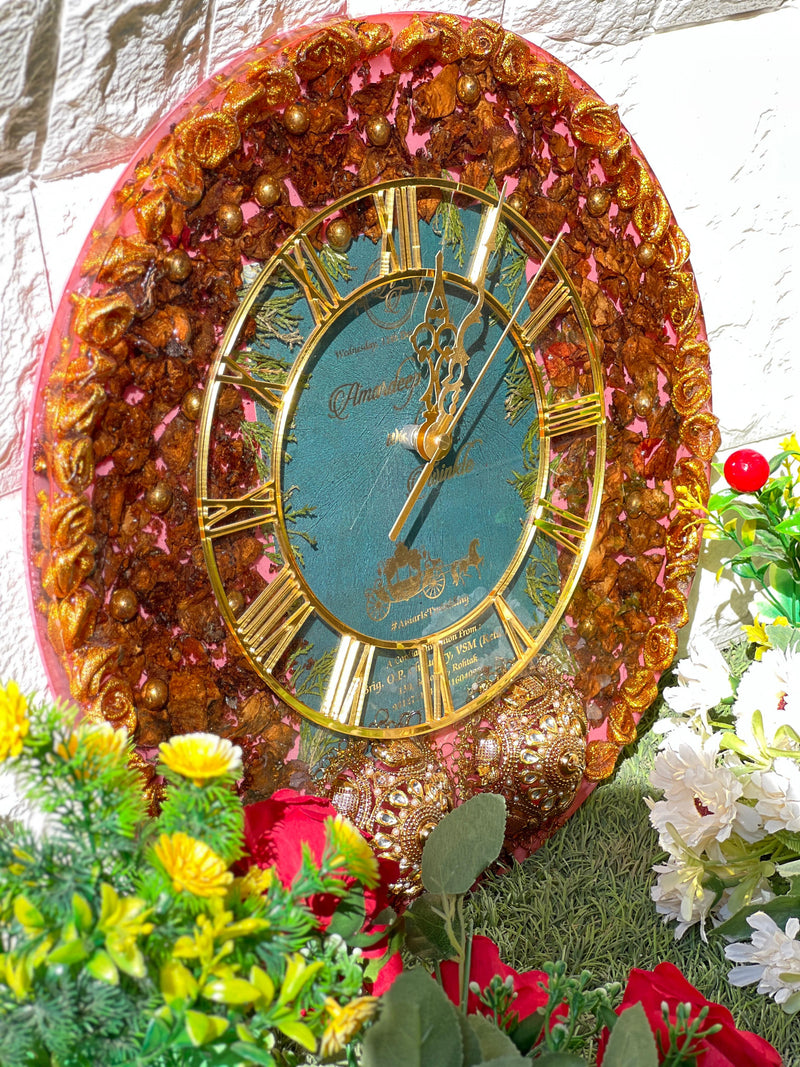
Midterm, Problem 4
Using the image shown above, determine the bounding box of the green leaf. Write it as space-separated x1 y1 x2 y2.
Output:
276 1018 317 1052
72 893 93 933
776 859 800 878
326 886 367 941
13 895 44 930
509 1007 546 1054
202 977 261 1005
141 1017 172 1056
713 893 800 941
456 1010 483 1067
48 939 89 965
404 894 460 962
602 1003 658 1067
467 1014 524 1061
86 949 119 985
525 1055 585 1066
229 1042 276 1066
776 829 800 853
184 1010 229 1046
422 794 507 895
361 968 463 1067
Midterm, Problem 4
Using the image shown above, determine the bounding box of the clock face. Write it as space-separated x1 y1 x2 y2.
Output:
197 178 604 735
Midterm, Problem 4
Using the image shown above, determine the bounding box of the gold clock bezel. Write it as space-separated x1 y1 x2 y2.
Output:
197 177 606 738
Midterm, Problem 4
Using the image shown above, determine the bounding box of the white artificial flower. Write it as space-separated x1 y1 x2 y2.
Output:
658 632 733 737
746 756 800 834
733 647 800 754
726 912 800 1012
651 851 719 941
647 726 762 851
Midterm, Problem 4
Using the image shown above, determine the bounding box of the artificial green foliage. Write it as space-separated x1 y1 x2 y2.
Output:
686 436 800 624
422 793 507 895
0 691 378 1067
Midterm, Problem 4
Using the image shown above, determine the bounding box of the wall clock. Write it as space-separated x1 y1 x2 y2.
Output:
27 12 718 863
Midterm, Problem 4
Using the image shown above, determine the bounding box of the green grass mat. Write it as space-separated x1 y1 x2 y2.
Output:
464 727 800 1066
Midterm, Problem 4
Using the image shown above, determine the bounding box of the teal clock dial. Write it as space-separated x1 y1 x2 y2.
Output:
197 177 605 737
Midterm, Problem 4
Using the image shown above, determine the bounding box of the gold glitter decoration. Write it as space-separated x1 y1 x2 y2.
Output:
71 293 135 349
321 738 454 898
679 410 722 461
174 111 241 169
459 661 587 844
133 187 186 242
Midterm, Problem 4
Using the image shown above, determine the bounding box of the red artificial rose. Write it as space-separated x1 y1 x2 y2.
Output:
240 789 399 936
440 935 551 1022
596 962 782 1067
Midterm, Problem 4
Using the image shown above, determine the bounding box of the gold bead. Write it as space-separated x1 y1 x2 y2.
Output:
253 174 282 208
217 203 243 237
633 389 654 418
626 489 643 517
227 590 245 615
577 616 596 640
636 241 657 268
456 74 481 105
327 218 352 252
145 482 172 514
110 588 138 622
366 115 391 147
141 678 168 710
586 188 611 217
284 103 310 135
163 249 192 283
181 388 203 421
506 192 526 215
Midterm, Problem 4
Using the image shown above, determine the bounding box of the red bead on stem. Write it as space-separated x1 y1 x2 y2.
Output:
723 448 770 492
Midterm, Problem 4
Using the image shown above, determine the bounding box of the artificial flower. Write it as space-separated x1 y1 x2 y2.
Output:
319 995 377 1058
648 727 761 852
158 733 242 785
746 756 800 834
439 935 550 1022
742 615 789 660
650 850 719 941
658 633 733 734
0 681 29 762
153 832 233 898
597 961 782 1066
726 911 800 1012
325 814 380 888
733 647 800 753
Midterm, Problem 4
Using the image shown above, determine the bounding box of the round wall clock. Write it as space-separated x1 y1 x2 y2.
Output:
26 12 718 866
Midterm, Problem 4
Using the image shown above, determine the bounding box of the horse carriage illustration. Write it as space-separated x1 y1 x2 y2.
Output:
365 539 483 622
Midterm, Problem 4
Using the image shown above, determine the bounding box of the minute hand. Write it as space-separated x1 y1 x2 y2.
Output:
446 231 567 436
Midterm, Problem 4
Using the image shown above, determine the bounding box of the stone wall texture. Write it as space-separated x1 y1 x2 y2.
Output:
1 0 798 699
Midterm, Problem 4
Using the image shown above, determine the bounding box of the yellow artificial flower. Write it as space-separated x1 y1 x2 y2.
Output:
57 723 129 771
0 682 29 762
319 995 377 1058
325 814 379 888
742 615 789 660
153 833 233 899
158 732 242 786
237 866 274 898
780 433 800 456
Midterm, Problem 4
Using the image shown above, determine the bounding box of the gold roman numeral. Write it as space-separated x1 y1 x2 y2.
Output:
373 185 421 275
533 499 590 554
417 642 453 724
519 280 571 346
235 567 313 671
201 482 277 539
278 235 342 324
543 393 603 437
495 595 536 661
320 636 376 728
217 356 283 413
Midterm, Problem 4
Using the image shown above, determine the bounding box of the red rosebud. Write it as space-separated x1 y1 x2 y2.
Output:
440 936 551 1022
723 448 770 492
596 962 781 1067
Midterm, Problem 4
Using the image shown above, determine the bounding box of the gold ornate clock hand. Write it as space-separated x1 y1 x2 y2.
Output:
388 229 566 544
446 230 566 437
388 431 451 542
390 186 508 461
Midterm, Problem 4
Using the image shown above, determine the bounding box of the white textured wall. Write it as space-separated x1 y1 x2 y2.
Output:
1 0 799 699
